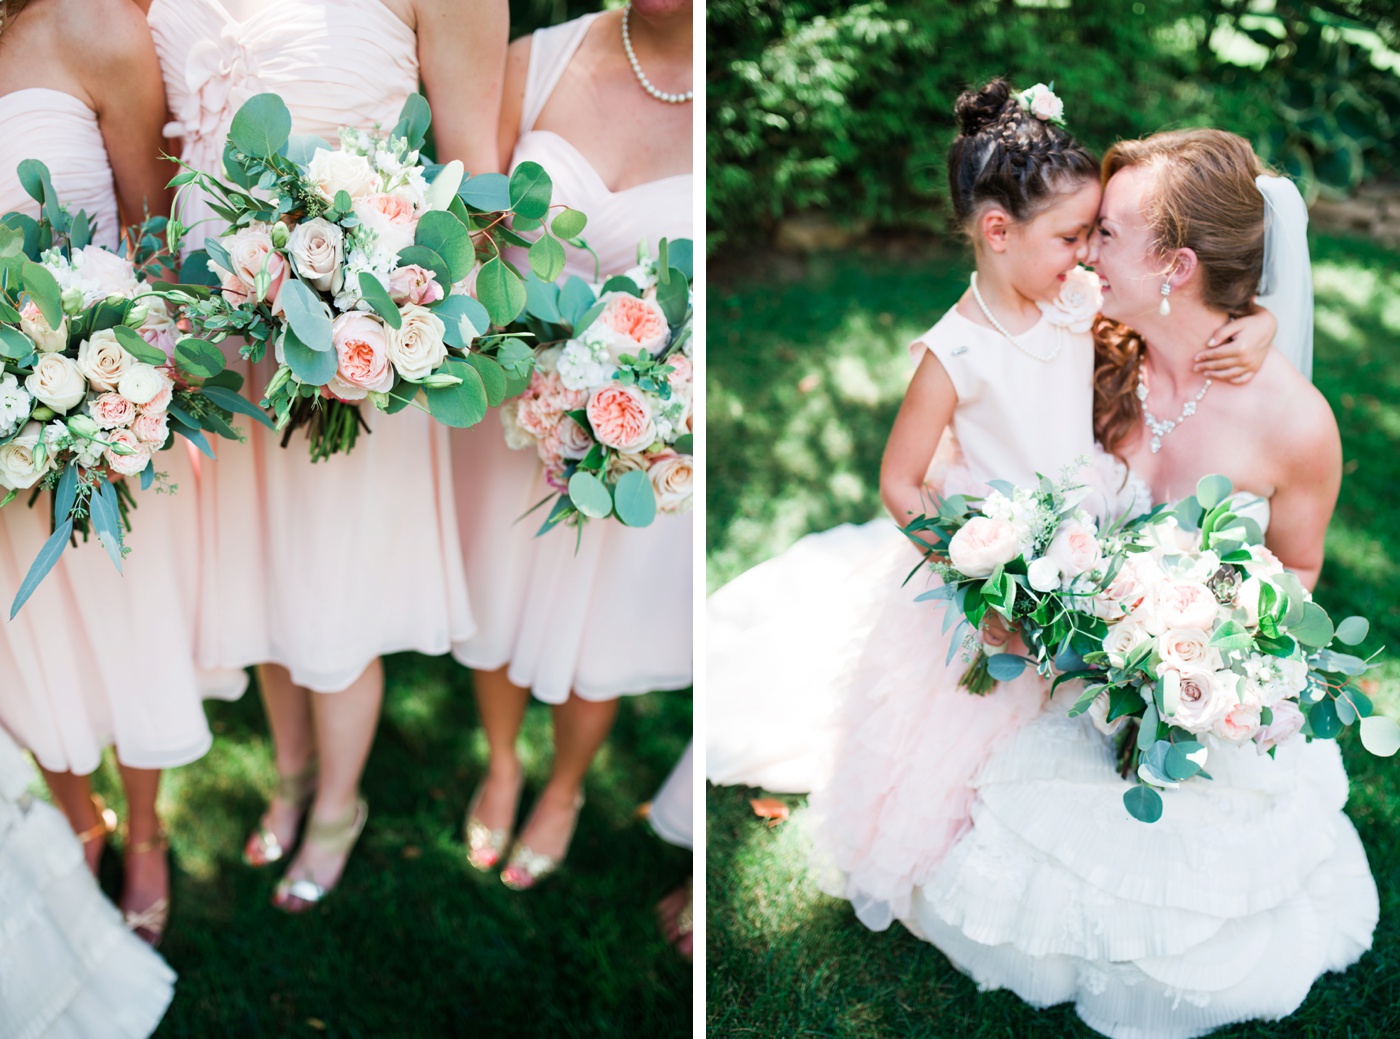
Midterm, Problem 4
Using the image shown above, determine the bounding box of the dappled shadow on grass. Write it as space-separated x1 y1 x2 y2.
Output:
85 653 692 1038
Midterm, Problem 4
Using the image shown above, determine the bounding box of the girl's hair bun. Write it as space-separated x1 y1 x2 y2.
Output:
954 78 1014 137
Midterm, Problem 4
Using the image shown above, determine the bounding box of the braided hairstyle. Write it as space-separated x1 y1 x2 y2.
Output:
948 78 1098 233
0 0 31 33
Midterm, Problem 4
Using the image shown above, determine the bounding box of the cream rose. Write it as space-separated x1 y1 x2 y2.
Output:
131 410 170 446
217 223 288 313
19 300 67 352
1213 699 1264 743
1155 628 1223 674
1168 668 1237 735
89 392 137 430
1045 519 1102 582
307 148 379 202
139 372 175 415
76 329 135 392
103 427 151 477
586 383 656 453
1087 690 1126 736
24 353 87 412
71 246 140 299
648 450 694 514
0 422 57 489
327 312 394 400
555 415 595 460
1037 266 1102 333
1155 580 1220 631
286 217 344 293
117 363 165 407
385 305 447 382
604 450 649 482
1103 616 1150 667
947 516 1019 578
1255 699 1305 753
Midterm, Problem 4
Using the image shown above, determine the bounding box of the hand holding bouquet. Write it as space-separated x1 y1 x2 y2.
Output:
0 160 266 615
505 239 694 535
161 93 557 460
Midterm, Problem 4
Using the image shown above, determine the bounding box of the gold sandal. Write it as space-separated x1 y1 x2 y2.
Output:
500 792 584 892
122 828 170 949
463 774 523 873
74 793 118 847
271 797 368 914
243 759 318 867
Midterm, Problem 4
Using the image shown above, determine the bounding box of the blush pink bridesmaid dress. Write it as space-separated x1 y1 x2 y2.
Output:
146 0 473 693
449 12 694 704
0 89 214 774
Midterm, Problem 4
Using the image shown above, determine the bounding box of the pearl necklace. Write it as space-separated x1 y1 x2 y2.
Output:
621 4 693 105
969 273 1063 362
1137 368 1212 454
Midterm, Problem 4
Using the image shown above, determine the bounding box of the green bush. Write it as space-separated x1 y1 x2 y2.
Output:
707 0 1400 252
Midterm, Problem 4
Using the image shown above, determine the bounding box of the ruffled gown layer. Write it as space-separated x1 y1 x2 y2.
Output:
147 0 473 692
0 89 218 774
0 730 175 1038
447 11 694 704
910 691 1378 1039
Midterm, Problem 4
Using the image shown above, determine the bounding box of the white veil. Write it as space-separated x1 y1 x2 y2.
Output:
1254 174 1314 381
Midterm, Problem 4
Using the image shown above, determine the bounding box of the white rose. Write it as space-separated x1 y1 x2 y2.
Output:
1087 690 1126 736
1045 519 1102 583
19 300 67 352
76 329 135 392
1036 266 1102 333
384 305 448 382
306 148 379 203
1103 616 1150 667
1166 667 1238 735
1255 699 1306 754
1154 628 1223 674
501 405 534 450
1235 575 1265 627
287 217 345 293
24 353 87 413
604 450 649 482
1027 556 1062 593
0 421 57 490
71 246 140 299
648 451 694 514
947 516 1020 578
117 363 165 407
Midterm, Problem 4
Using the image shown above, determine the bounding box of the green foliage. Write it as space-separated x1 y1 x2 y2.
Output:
707 0 1400 250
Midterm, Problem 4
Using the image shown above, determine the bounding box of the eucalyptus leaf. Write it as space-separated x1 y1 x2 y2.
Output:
357 271 403 329
414 210 474 283
1334 615 1370 646
278 279 334 351
201 385 277 430
558 277 596 327
551 208 587 239
423 358 487 428
88 481 125 573
10 517 73 618
464 352 507 407
457 173 511 212
281 327 339 384
229 93 293 158
476 257 527 326
175 337 227 379
1359 715 1400 756
1123 785 1163 824
529 235 567 282
53 464 78 524
508 162 553 220
391 93 432 151
568 471 613 519
986 653 1028 681
435 294 491 348
112 325 169 366
20 260 62 329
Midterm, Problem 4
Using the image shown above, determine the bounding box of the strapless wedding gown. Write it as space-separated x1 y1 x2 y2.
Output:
903 493 1378 1039
448 11 694 703
0 728 174 1038
147 0 473 692
0 88 216 774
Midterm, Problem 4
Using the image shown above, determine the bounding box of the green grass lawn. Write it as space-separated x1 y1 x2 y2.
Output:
706 234 1400 1037
73 655 692 1038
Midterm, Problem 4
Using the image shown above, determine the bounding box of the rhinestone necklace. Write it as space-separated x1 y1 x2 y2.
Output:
1137 367 1212 454
622 5 693 105
969 272 1063 362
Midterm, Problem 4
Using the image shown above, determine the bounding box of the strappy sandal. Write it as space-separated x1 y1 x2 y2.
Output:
271 797 369 914
122 827 170 949
500 792 584 892
243 759 318 867
74 793 118 848
463 772 524 873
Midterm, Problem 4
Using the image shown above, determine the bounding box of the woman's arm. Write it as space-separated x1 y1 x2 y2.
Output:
75 0 172 226
880 352 957 527
1264 387 1342 591
416 0 510 174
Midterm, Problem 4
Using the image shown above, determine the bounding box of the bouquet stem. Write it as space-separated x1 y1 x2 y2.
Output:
959 650 996 696
281 397 370 462
1116 720 1140 778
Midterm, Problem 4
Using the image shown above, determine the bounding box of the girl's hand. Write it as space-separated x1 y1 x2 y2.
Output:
981 611 1011 648
1193 306 1277 385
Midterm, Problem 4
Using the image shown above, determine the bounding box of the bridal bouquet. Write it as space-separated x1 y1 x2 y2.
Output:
902 465 1153 694
162 93 556 460
1057 475 1396 823
1 161 266 615
505 239 694 535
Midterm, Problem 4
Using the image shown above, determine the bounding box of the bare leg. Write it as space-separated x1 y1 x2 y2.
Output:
116 764 167 930
471 666 530 832
39 767 101 873
277 658 383 896
656 878 694 960
515 694 619 860
254 663 317 850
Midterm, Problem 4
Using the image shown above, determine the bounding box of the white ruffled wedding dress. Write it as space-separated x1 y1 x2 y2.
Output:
0 730 174 1038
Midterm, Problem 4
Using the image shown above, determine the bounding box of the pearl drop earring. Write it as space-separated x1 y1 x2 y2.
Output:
1159 282 1172 316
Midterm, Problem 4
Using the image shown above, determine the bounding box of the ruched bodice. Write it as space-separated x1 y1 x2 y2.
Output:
0 89 119 249
511 13 693 281
147 0 418 252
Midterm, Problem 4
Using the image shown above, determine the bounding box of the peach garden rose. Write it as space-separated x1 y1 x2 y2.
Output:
327 312 394 400
586 383 656 453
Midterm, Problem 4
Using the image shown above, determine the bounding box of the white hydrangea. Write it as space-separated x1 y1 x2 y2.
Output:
651 394 689 443
556 337 615 391
0 374 33 438
335 235 400 312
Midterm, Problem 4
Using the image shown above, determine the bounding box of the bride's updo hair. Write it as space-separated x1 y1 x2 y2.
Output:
0 0 32 32
948 78 1098 232
1093 129 1269 453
